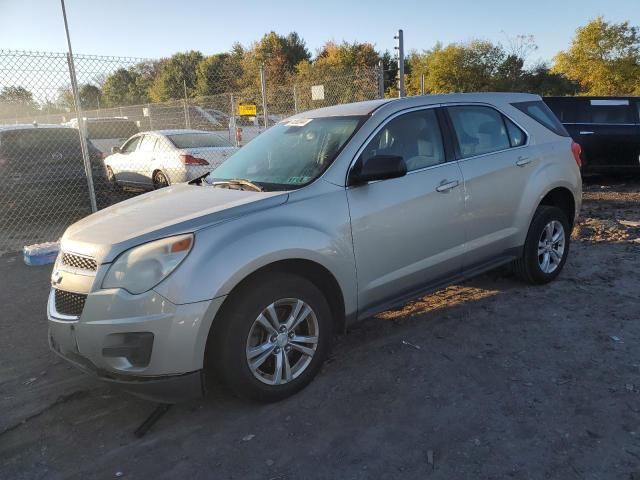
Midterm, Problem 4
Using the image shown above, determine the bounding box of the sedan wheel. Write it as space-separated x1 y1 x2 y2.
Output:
153 171 169 189
246 298 319 385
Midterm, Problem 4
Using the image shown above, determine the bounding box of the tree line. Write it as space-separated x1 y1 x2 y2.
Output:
1 16 639 119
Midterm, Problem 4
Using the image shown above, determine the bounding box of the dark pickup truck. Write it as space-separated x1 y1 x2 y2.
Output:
544 97 640 173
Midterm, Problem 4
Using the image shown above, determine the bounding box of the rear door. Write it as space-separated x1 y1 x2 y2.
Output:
444 104 534 268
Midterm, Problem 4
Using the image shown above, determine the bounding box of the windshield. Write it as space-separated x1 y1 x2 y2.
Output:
168 132 233 148
207 115 365 189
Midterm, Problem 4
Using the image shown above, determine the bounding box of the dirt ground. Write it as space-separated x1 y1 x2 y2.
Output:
1 176 639 480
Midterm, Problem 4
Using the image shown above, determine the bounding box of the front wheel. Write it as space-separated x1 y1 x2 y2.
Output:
208 272 334 402
514 205 570 284
106 166 122 192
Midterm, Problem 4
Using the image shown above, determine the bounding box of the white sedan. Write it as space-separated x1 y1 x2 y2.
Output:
104 129 237 190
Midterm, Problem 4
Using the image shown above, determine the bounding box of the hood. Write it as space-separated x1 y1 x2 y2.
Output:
62 183 287 263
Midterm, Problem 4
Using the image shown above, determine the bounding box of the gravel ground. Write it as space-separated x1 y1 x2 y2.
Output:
1 176 639 480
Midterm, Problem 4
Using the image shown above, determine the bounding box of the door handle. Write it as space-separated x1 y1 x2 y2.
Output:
579 131 594 135
436 180 459 193
516 156 531 167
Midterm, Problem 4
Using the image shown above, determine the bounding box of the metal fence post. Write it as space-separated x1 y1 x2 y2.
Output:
61 0 97 213
182 79 191 129
259 63 268 128
229 93 238 146
293 84 298 114
377 60 385 98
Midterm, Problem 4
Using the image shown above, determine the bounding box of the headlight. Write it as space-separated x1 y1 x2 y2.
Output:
102 234 193 294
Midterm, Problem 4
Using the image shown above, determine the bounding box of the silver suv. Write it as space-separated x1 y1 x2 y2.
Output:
47 93 582 403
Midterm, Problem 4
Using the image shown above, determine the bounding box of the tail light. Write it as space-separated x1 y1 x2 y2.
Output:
180 154 209 166
571 141 582 168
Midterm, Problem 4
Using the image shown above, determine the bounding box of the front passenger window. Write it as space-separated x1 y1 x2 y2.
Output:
448 106 510 158
359 109 445 172
121 136 141 154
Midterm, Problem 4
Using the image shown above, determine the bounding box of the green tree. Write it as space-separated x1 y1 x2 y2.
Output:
101 65 154 107
0 86 38 120
149 51 204 102
552 17 640 95
78 84 102 109
195 53 245 96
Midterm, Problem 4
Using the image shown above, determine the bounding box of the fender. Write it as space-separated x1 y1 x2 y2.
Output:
153 184 358 317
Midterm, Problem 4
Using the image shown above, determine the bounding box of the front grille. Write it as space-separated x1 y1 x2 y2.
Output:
61 252 97 271
54 289 87 317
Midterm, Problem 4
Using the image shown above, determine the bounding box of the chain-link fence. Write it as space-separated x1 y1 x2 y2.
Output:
0 49 382 253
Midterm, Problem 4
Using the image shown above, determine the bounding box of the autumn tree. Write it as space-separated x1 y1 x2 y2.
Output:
149 51 204 102
552 17 640 95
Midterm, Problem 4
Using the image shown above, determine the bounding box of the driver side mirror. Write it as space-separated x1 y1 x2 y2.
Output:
111 146 121 154
349 155 407 186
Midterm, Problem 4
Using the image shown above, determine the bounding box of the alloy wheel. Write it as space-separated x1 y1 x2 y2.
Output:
245 298 319 385
538 220 565 274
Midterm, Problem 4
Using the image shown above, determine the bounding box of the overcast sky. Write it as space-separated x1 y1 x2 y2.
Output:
0 0 638 63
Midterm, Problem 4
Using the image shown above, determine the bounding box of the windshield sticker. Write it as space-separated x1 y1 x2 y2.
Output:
284 118 312 127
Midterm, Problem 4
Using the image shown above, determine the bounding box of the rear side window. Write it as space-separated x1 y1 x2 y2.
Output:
587 99 636 124
447 106 510 158
505 117 526 147
512 101 570 137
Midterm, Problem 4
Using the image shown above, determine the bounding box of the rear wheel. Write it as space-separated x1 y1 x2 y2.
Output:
152 170 169 189
208 272 333 402
514 205 570 284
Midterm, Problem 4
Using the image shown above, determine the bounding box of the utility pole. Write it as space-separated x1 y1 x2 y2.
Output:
394 29 405 98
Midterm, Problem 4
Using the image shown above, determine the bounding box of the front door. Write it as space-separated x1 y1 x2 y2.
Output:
114 135 142 184
347 108 466 313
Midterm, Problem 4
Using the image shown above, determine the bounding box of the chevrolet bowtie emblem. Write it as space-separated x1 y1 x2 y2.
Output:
52 271 63 285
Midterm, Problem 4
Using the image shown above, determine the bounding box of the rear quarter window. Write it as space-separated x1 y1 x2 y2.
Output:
512 101 570 137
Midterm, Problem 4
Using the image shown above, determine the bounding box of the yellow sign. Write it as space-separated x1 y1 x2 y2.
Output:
238 104 257 116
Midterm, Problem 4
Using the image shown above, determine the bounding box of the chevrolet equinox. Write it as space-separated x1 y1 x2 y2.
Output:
47 93 582 403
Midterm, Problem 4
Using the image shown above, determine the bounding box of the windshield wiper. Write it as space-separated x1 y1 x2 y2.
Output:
210 178 263 192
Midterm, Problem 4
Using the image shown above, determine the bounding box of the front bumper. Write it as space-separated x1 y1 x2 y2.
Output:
48 287 225 403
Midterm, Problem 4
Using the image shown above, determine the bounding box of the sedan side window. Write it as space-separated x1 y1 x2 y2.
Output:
138 135 157 152
448 106 510 158
360 109 445 172
121 136 141 154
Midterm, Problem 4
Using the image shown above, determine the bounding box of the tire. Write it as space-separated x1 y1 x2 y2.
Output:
208 272 334 402
514 205 570 284
153 170 169 189
106 166 122 192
